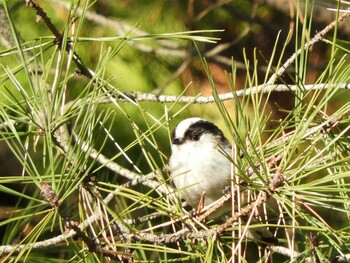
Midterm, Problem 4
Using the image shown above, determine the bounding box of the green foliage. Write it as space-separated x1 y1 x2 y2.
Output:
1 0 350 262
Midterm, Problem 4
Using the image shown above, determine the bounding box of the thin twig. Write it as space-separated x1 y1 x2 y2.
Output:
26 0 93 78
130 191 269 244
267 7 350 85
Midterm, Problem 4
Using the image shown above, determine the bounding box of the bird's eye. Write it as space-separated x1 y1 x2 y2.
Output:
191 134 200 141
173 138 181 145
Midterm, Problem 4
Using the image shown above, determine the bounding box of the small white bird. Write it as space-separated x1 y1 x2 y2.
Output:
169 117 232 211
169 117 277 245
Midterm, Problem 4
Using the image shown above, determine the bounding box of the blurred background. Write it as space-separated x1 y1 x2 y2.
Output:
1 1 350 261
1 0 349 176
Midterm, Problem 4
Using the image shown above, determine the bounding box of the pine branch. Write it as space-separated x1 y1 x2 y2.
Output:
267 7 350 84
114 82 350 104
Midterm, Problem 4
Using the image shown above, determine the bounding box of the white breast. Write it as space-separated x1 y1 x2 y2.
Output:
169 133 232 209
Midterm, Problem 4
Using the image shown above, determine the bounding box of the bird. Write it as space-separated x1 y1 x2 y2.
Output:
169 117 232 212
168 117 277 245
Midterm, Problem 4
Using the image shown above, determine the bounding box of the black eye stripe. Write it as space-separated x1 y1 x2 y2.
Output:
171 119 228 145
184 120 223 141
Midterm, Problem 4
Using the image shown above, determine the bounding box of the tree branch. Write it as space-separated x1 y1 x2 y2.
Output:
267 7 350 84
119 82 350 104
